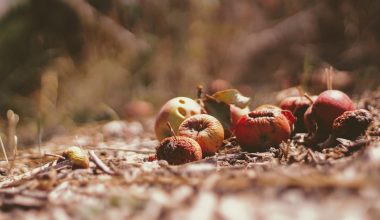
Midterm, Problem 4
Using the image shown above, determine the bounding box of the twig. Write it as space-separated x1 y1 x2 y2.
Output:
88 150 115 175
166 122 177 140
307 149 319 164
44 152 65 160
304 93 314 104
326 66 333 90
7 110 19 161
0 136 9 169
0 160 71 189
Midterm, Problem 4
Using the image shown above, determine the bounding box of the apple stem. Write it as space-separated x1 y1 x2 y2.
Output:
326 66 333 90
304 93 314 104
296 86 305 97
44 152 66 160
166 122 177 140
197 85 204 99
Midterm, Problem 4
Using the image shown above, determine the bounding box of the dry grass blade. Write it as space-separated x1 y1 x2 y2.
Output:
0 136 9 169
7 110 19 159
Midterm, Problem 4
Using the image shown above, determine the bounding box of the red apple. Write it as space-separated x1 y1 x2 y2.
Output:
178 114 224 155
156 136 202 165
304 105 315 133
280 96 317 133
255 104 295 129
235 109 292 152
155 97 202 141
230 105 250 129
311 90 355 134
255 104 281 111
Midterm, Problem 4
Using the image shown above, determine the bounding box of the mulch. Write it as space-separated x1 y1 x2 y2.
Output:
0 91 379 219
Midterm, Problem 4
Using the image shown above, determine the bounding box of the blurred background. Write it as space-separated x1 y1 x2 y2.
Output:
0 0 379 145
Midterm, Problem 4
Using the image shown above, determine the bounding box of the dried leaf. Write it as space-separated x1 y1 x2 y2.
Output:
212 89 251 108
203 95 232 134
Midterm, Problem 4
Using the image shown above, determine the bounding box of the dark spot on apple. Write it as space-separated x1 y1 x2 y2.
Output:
248 111 274 118
178 107 187 117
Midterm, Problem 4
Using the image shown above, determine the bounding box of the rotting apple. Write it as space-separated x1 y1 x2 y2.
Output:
254 104 296 129
230 104 250 129
156 136 202 165
178 114 224 155
155 97 202 141
304 105 315 134
255 104 281 111
235 109 292 152
311 90 355 134
280 95 317 133
332 109 373 139
61 146 89 169
319 109 373 148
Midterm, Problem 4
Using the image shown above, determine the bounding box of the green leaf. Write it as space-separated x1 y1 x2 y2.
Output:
203 95 232 135
212 89 251 108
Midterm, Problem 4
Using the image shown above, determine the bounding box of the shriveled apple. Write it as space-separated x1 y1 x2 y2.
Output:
155 97 202 141
178 114 224 155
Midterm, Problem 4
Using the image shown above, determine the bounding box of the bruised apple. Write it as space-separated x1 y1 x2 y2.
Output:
235 109 292 152
155 97 202 140
230 105 250 129
178 114 224 155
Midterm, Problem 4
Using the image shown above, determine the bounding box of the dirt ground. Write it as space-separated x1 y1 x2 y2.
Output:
0 90 379 220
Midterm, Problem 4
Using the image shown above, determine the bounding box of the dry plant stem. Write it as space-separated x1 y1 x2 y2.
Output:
38 119 43 160
326 67 333 90
197 85 204 99
88 150 115 175
0 136 9 168
296 86 305 97
44 153 65 160
0 160 71 189
7 110 19 170
166 122 177 140
307 149 319 164
304 93 314 104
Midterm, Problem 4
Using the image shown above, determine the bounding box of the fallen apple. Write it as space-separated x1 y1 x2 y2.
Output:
178 114 224 155
156 136 202 165
154 97 202 141
235 109 292 152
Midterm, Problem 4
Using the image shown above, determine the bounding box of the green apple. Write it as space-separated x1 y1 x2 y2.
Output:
155 97 202 140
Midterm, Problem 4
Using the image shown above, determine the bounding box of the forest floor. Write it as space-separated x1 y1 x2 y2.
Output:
0 90 380 220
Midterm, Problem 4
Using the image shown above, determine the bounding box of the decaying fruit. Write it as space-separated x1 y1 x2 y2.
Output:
178 114 224 155
235 109 292 152
155 97 202 141
280 95 317 133
156 136 202 165
319 109 373 148
230 105 250 129
255 104 281 111
332 109 373 139
310 90 355 134
62 146 89 169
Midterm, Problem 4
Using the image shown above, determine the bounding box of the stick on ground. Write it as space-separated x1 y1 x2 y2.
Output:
88 150 116 175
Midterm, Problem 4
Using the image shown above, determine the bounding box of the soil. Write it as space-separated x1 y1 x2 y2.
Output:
0 90 380 220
